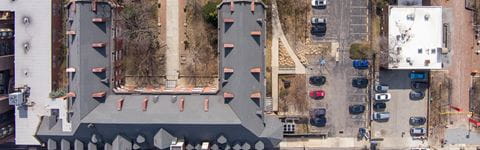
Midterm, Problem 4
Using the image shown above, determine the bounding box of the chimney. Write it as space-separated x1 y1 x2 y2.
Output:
142 98 148 111
179 97 185 112
204 98 209 112
117 98 124 111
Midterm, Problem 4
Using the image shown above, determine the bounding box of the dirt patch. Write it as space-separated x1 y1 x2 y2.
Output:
279 42 295 68
177 0 219 88
278 74 308 116
277 0 311 49
428 71 452 147
52 0 67 90
295 41 330 65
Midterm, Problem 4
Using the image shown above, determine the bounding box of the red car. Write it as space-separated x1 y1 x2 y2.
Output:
309 90 325 99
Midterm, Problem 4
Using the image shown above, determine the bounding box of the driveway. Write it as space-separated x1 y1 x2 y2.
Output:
371 70 429 149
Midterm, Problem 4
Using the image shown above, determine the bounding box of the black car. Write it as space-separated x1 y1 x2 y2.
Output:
349 105 365 114
352 78 368 88
310 108 327 127
411 81 429 90
373 102 386 111
311 108 326 117
311 117 327 127
409 90 425 100
409 116 426 126
311 26 326 34
309 76 326 86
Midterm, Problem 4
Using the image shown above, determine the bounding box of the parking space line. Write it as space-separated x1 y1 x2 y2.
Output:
351 6 367 9
350 24 367 26
351 33 367 35
351 15 367 17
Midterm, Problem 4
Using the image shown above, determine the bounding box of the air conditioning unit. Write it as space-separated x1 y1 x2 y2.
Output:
8 92 24 106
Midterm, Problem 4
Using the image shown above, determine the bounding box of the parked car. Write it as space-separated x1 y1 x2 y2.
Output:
411 81 429 90
409 90 425 100
373 102 386 111
309 76 326 86
311 108 326 117
309 90 325 100
375 93 391 101
375 84 389 93
311 117 327 127
311 0 327 7
349 105 365 114
311 17 326 25
372 112 390 121
409 72 427 80
311 108 327 127
311 26 326 34
352 60 369 69
352 77 368 88
409 117 426 126
410 127 426 136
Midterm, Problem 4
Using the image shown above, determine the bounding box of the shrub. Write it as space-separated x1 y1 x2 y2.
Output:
202 1 220 27
349 43 372 59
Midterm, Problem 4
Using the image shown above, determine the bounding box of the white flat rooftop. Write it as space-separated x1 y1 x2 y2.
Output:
388 6 443 69
0 1 52 145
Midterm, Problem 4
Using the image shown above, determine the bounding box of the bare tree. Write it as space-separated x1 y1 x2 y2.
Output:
119 0 166 86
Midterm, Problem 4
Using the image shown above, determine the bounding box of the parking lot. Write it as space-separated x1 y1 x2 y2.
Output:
371 70 429 149
305 0 370 138
307 58 368 137
311 0 368 45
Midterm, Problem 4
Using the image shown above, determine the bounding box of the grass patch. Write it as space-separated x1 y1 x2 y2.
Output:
349 42 373 59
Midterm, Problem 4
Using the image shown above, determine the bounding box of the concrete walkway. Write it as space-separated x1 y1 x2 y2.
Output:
165 0 180 81
270 0 306 112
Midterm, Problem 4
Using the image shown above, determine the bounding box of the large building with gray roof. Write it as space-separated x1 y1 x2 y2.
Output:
29 0 282 149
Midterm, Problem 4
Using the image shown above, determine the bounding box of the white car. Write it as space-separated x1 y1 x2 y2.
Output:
311 17 326 25
372 112 390 121
375 93 391 101
311 0 327 7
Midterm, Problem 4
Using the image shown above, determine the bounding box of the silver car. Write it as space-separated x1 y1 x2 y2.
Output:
372 112 390 121
311 0 327 7
410 127 426 136
311 17 326 25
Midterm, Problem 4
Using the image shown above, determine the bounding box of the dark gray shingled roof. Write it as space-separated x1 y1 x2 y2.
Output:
153 128 175 149
61 139 70 150
35 0 282 149
112 135 132 150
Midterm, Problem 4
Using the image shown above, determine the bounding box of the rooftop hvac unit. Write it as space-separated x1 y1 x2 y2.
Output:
8 92 24 106
424 14 430 21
